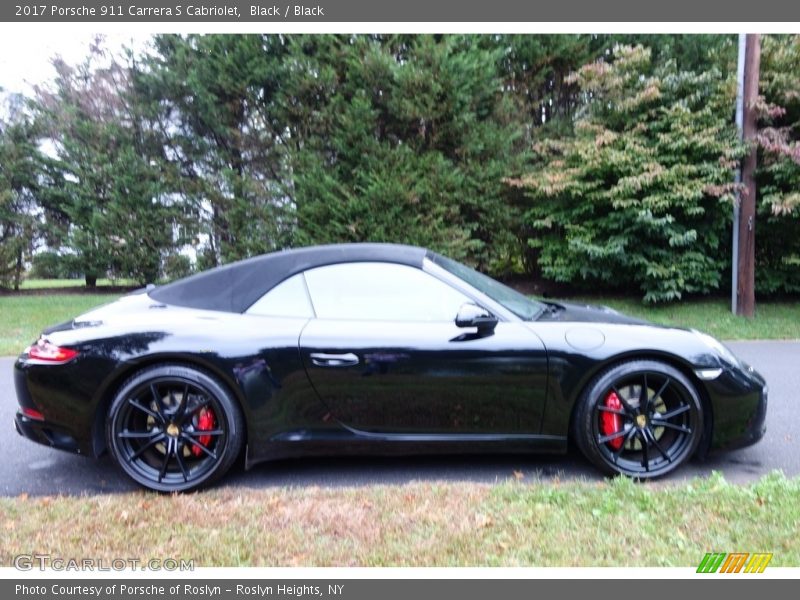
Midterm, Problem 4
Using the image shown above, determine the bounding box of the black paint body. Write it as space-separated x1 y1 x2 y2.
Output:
13 244 767 469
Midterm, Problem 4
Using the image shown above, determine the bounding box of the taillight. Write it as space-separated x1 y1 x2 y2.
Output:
26 339 79 364
21 407 45 421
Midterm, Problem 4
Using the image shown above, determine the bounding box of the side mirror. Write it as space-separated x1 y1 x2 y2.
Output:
455 303 498 334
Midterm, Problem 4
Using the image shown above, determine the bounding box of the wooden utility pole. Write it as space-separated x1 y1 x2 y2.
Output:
737 34 760 318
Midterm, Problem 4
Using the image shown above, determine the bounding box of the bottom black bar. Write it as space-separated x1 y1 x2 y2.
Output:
3 579 793 600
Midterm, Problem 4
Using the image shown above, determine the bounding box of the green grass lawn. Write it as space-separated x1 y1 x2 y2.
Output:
581 297 800 340
0 472 797 566
0 294 119 355
19 278 136 289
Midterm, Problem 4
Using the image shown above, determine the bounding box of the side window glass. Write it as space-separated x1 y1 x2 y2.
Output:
303 262 470 322
245 273 314 318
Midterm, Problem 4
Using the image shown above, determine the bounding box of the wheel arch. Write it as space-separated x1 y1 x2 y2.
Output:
566 350 714 455
90 354 249 457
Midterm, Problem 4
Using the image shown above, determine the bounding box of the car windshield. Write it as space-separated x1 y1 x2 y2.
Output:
429 253 546 320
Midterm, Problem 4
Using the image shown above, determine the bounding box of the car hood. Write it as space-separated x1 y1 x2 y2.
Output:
537 300 652 326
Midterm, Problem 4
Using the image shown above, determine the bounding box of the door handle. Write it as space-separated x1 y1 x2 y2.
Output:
309 352 360 367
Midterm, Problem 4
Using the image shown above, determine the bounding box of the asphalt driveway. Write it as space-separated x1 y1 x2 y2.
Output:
1 341 797 495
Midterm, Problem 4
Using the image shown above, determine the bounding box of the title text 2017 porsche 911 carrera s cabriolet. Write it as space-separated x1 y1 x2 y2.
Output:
13 244 767 491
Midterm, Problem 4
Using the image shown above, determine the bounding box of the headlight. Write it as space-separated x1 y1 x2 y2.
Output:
693 331 741 367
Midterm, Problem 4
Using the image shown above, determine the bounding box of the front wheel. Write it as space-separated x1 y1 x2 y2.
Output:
107 364 244 492
574 360 704 479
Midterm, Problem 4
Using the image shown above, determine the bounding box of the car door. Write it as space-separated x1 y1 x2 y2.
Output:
298 262 548 434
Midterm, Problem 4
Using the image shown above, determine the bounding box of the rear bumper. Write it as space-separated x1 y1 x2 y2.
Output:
14 410 84 455
14 357 98 457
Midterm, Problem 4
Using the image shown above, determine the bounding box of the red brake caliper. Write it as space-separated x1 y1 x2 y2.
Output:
192 407 216 457
601 391 624 450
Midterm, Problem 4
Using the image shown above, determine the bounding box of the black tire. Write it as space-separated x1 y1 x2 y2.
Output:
107 364 244 492
574 360 703 479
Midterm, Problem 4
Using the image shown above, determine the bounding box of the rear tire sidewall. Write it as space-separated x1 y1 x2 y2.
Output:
574 360 703 479
107 364 244 492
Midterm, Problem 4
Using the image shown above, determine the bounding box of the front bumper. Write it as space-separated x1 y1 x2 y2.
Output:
706 363 768 451
718 385 768 451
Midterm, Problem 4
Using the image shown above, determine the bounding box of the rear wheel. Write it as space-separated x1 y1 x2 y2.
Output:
574 360 703 479
107 365 244 492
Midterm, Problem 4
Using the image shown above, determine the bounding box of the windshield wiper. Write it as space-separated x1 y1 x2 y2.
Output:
533 301 565 320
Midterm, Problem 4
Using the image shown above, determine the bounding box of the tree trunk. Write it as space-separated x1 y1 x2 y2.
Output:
13 246 23 291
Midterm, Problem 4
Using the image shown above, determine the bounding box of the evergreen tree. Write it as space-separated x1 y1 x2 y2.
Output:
141 34 292 266
0 98 42 289
36 42 178 285
286 34 526 270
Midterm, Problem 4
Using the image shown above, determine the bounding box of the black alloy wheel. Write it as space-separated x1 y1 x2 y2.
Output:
574 360 704 479
107 365 244 492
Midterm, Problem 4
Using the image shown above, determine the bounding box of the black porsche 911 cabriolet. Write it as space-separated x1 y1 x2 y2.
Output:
13 243 767 491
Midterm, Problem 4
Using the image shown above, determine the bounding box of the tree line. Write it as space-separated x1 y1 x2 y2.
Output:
1 34 799 301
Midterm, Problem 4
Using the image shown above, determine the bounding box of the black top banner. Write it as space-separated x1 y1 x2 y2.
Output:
2 0 800 22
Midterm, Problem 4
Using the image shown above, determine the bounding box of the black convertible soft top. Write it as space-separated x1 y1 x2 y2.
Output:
148 243 428 313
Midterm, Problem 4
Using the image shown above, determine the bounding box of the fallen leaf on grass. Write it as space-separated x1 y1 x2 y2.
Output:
475 514 493 528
